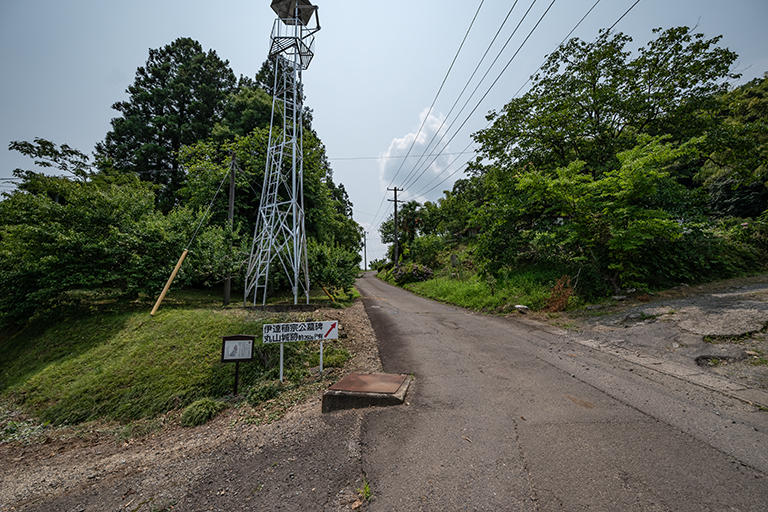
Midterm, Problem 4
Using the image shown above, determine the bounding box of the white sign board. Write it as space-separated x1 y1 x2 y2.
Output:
263 321 340 381
262 321 339 344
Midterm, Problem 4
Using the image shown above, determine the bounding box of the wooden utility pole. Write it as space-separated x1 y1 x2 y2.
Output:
223 152 236 306
388 187 403 267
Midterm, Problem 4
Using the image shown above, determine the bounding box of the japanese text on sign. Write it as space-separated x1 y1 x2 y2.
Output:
262 321 338 344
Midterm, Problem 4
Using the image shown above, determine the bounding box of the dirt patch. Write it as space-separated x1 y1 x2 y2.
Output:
0 298 382 511
560 274 768 391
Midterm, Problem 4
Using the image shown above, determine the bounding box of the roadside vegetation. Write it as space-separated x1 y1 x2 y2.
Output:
1 39 363 439
375 27 768 312
0 288 353 443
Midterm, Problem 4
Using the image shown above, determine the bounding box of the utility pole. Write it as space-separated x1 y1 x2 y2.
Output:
363 231 367 271
224 152 236 306
388 187 403 267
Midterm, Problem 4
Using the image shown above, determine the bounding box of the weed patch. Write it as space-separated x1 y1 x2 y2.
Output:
246 380 283 407
545 275 574 312
358 479 373 502
180 398 227 427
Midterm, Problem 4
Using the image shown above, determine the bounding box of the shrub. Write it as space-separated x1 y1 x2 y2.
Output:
545 275 574 312
369 258 388 271
324 347 350 368
410 235 445 268
392 263 434 285
180 398 227 427
307 240 362 295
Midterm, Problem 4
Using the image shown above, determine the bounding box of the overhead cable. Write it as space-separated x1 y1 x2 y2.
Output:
399 0 559 197
367 0 486 233
413 0 637 199
400 0 530 191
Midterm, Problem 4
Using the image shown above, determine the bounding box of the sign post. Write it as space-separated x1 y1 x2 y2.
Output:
263 321 339 381
221 335 255 395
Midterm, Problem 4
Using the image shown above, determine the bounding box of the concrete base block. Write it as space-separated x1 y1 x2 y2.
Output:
322 374 411 413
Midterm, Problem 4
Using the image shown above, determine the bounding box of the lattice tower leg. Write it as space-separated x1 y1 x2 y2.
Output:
244 55 310 306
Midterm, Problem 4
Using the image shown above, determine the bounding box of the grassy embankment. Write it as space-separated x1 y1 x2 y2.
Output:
0 288 353 442
377 245 597 314
376 243 763 316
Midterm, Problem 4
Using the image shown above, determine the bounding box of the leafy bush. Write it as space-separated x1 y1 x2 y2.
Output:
307 240 362 295
0 172 238 327
392 263 434 285
309 346 350 368
473 136 763 294
369 258 388 271
180 398 227 427
720 214 768 266
324 347 350 368
410 234 445 268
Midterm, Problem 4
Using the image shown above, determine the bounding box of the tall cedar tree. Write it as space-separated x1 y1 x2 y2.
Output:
96 37 237 211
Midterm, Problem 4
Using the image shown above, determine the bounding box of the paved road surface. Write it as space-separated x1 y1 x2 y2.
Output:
356 272 768 511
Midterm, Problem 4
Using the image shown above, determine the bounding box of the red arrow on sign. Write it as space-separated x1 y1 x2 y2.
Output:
325 322 337 338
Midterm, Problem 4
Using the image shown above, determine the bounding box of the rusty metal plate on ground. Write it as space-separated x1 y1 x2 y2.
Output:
328 373 406 394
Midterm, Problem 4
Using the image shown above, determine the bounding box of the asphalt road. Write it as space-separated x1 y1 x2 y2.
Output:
355 272 768 511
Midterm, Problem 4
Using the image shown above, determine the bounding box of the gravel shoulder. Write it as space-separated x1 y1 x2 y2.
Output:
555 274 768 393
0 298 382 512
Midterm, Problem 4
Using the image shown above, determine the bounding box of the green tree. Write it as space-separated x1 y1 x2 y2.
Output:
471 27 739 177
437 177 485 238
307 240 361 295
179 127 361 251
95 37 237 211
179 127 363 296
697 73 768 216
8 138 92 182
212 77 274 141
0 140 240 327
475 136 752 292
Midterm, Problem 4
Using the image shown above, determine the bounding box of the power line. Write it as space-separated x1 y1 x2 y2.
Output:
510 0 603 99
412 0 606 198
411 0 636 199
328 151 475 161
384 0 486 190
609 0 641 31
401 0 559 196
413 139 477 197
367 0 486 235
369 0 555 229
367 0 643 231
401 0 531 191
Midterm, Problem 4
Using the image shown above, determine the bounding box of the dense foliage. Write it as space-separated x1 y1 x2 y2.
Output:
0 168 229 325
95 38 238 211
1 38 362 328
380 27 767 299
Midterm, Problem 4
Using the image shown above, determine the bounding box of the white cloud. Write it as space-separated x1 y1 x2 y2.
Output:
377 108 454 202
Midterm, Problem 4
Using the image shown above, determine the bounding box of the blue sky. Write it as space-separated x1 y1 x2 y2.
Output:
2 0 767 262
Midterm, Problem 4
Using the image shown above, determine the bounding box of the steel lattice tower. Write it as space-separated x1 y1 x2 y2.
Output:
245 0 320 306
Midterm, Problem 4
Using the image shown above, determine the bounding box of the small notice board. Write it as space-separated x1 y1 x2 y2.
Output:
220 335 255 395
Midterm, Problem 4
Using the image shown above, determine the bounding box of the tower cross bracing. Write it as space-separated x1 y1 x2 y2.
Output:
244 0 320 306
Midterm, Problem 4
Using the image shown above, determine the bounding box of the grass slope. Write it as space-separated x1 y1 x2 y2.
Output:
0 289 352 428
1 308 265 424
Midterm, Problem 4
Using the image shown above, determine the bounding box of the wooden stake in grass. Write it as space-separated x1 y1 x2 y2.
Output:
150 249 188 317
